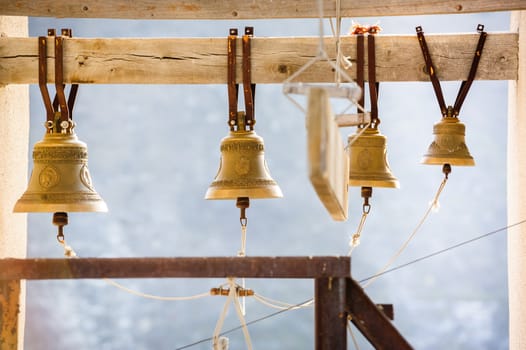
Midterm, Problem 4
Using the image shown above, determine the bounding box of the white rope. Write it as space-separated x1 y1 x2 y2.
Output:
212 278 253 350
348 211 369 256
58 241 210 302
102 278 210 301
362 176 448 288
253 293 314 310
347 318 361 350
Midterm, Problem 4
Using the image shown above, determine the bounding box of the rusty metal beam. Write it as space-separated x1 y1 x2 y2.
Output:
346 278 413 350
0 280 20 349
0 257 350 280
315 277 347 350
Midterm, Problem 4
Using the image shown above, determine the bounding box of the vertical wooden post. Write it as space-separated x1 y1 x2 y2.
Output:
0 15 29 350
508 11 526 350
314 277 347 350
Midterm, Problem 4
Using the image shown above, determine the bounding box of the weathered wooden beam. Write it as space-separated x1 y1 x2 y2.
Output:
0 280 20 350
0 0 524 19
346 278 413 349
0 257 350 280
315 277 347 350
0 33 517 85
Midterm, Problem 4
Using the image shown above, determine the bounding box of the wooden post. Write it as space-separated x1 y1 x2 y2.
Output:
508 11 526 350
0 15 28 350
314 278 347 350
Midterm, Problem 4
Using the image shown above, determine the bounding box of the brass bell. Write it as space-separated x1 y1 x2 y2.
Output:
422 115 474 166
205 112 282 200
13 129 107 213
347 127 399 188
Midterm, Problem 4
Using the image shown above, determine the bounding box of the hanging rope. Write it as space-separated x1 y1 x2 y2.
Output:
347 317 361 350
362 167 449 288
57 238 210 302
253 293 314 310
348 187 372 255
212 278 253 350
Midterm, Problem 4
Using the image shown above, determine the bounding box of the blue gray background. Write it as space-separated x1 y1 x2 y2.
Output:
25 11 509 349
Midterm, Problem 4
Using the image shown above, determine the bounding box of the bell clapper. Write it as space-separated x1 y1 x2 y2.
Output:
349 187 372 255
52 212 77 257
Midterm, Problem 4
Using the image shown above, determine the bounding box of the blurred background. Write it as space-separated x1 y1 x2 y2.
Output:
24 10 510 349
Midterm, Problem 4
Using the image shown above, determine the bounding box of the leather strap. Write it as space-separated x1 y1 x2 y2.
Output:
453 24 487 115
416 24 487 117
416 26 447 116
227 28 239 130
54 35 69 124
356 34 365 115
368 34 380 128
242 26 255 130
38 35 54 123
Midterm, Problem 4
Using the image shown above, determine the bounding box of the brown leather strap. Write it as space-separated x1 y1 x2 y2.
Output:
416 26 447 116
356 34 365 115
453 24 487 115
242 26 255 130
227 28 239 130
62 28 79 120
38 35 54 123
367 34 380 128
416 24 487 117
54 35 69 124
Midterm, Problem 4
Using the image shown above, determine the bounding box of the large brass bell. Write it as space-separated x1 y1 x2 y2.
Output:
347 127 399 188
14 127 107 213
422 114 474 166
205 112 282 200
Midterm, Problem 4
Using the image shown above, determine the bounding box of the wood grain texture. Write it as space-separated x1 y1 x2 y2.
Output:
0 33 517 84
307 87 349 222
0 0 524 19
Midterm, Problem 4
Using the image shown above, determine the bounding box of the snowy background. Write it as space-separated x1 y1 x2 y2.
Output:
24 10 510 350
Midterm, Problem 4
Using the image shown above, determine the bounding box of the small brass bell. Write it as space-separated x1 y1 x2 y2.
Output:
205 112 283 200
13 125 107 213
347 127 399 188
422 113 474 166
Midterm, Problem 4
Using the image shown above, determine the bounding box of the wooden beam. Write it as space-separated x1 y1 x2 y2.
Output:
0 257 350 280
0 33 517 85
0 0 524 19
346 278 413 349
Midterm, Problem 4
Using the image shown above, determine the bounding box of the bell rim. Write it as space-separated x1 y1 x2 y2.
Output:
205 186 283 200
348 179 400 189
421 156 475 166
13 199 108 213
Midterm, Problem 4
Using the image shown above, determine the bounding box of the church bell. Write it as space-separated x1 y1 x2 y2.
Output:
421 115 474 166
14 32 106 213
205 113 283 200
347 127 399 189
13 127 108 213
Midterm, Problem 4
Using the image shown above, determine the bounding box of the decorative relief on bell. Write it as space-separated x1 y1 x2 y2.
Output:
39 166 60 189
80 165 94 190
